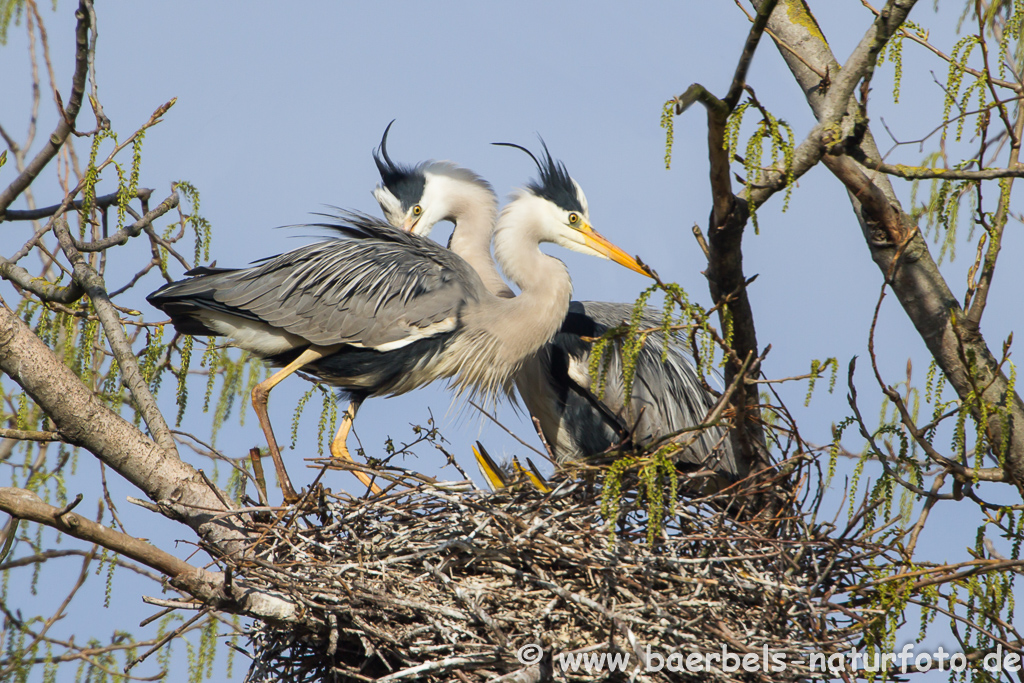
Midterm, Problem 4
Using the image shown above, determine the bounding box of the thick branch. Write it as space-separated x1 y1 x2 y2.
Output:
0 303 309 623
0 304 250 550
0 0 90 219
675 2 786 475
705 198 767 475
756 0 1024 490
675 85 735 223
0 487 301 624
0 255 84 303
0 487 207 583
746 125 827 206
823 0 918 124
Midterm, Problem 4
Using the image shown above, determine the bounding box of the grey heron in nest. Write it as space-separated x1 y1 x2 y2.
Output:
147 145 648 503
371 124 741 489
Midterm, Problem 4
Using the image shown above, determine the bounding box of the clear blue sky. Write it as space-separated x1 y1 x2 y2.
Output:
1 2 1019 679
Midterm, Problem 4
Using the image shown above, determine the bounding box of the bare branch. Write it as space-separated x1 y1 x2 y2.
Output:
0 0 91 219
2 188 153 222
0 303 257 551
0 427 62 442
860 0 1023 93
71 190 179 252
52 217 177 454
0 487 205 580
723 0 780 110
0 253 84 303
758 0 1024 491
823 0 920 125
854 153 1024 179
964 73 1024 333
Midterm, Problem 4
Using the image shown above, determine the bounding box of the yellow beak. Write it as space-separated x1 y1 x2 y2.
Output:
580 221 650 277
401 215 419 232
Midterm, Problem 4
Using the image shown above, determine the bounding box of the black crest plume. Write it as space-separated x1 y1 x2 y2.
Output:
373 120 425 206
493 139 584 214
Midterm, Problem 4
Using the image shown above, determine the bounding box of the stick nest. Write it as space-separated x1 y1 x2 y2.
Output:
236 469 874 682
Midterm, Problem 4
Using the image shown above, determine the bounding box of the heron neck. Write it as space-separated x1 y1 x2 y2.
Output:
490 207 574 356
506 255 573 354
449 199 514 299
449 197 575 399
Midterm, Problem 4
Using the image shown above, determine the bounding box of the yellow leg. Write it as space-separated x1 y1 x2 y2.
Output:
329 397 382 494
252 346 335 504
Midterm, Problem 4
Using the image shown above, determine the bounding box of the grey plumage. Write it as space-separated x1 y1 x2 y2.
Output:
148 151 649 502
518 301 734 474
149 215 483 398
371 130 740 483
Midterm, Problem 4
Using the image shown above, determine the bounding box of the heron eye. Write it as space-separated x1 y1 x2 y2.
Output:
568 212 579 225
412 205 423 216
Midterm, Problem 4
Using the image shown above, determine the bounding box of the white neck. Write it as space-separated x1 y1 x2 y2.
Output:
447 193 573 398
442 180 514 299
487 193 574 363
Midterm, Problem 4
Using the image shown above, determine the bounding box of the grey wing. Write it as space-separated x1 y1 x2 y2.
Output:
149 216 484 350
518 301 740 478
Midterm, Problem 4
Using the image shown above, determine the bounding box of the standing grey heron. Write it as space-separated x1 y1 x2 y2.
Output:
372 127 741 486
147 151 649 503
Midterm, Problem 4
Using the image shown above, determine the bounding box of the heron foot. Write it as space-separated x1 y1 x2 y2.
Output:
329 435 382 495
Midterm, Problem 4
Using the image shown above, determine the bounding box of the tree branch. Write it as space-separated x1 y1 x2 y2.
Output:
0 487 207 582
0 303 258 555
0 487 302 625
852 152 1024 179
2 188 153 222
71 190 178 252
824 0 919 124
0 428 62 442
51 217 177 454
0 0 90 220
859 0 1023 93
964 76 1024 333
673 2 786 475
0 254 84 303
755 0 1024 491
723 0 779 110
0 306 309 627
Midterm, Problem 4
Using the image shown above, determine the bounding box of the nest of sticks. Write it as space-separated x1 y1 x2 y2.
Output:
235 463 877 683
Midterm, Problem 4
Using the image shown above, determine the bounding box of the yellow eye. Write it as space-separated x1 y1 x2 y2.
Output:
412 205 423 216
568 212 579 224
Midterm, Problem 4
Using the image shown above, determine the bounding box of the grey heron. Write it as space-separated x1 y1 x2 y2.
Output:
147 151 648 503
372 128 741 487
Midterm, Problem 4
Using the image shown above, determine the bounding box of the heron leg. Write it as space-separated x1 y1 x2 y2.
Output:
329 396 381 494
252 346 334 504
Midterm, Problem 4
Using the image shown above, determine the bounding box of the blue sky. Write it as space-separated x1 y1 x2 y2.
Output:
1 2 1020 679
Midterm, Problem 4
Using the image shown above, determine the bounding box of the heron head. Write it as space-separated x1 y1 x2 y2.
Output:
372 121 427 231
495 141 650 278
372 122 496 236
